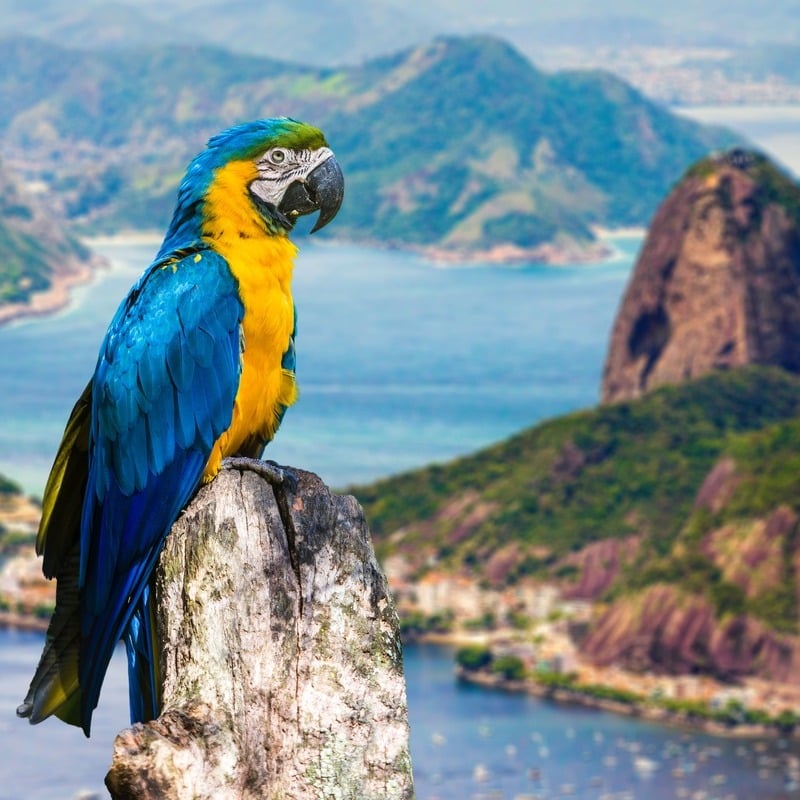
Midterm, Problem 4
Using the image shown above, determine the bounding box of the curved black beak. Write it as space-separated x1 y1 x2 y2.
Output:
278 154 344 233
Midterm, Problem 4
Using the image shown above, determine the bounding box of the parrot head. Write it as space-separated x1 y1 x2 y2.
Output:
178 117 344 237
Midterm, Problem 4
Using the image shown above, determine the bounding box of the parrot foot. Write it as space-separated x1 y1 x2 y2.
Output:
221 457 298 494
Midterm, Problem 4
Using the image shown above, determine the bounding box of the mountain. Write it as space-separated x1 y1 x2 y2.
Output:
351 148 800 683
354 366 800 582
353 366 800 682
582 414 800 683
602 149 800 403
3 1 800 60
0 0 433 67
0 157 102 324
0 34 739 260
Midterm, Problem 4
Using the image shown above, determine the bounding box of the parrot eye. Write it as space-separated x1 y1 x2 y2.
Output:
268 148 288 165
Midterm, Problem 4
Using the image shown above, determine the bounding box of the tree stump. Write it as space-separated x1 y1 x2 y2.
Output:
105 467 414 800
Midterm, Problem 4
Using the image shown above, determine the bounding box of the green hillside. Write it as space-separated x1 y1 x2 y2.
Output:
0 159 95 307
0 34 740 257
353 366 800 589
620 413 800 633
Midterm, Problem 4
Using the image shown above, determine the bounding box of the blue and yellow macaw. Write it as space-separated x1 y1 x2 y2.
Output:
16 117 344 736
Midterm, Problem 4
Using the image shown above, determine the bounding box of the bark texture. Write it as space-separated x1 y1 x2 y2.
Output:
105 467 414 800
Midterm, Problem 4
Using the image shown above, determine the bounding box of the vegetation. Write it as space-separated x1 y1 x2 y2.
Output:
0 472 36 559
455 645 493 671
353 366 800 636
355 367 800 561
0 474 22 496
671 414 800 632
468 666 800 732
398 610 455 638
0 34 740 256
455 647 527 681
0 528 35 558
534 669 578 689
0 220 52 304
0 160 95 309
684 149 800 225
464 611 497 631
491 655 526 681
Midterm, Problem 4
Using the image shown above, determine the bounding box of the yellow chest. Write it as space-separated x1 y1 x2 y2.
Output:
199 161 299 479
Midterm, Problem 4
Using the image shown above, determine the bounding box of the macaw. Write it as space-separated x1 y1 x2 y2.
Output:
16 117 344 736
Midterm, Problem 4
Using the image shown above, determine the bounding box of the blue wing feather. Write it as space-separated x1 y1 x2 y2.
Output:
125 585 160 725
77 246 243 733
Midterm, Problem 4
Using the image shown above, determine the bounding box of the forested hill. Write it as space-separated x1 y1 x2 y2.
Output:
0 158 99 319
0 34 739 259
352 365 800 666
353 365 800 677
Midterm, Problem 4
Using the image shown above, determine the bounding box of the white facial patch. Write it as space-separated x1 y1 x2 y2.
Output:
250 146 334 207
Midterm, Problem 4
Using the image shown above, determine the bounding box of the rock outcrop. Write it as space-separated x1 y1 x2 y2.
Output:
579 444 800 684
557 536 641 601
602 149 800 403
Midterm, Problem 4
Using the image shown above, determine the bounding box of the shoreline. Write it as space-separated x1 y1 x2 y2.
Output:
455 668 794 739
0 228 639 329
0 611 47 633
4 604 796 741
416 237 615 266
0 253 105 329
404 631 799 740
0 231 161 331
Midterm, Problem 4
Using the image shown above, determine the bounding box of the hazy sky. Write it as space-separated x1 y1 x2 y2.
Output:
2 0 799 68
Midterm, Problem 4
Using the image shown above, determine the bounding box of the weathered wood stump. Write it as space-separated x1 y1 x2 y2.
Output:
105 467 414 800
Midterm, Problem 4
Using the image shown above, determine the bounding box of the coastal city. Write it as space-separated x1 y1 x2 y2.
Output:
390 565 800 736
534 45 800 106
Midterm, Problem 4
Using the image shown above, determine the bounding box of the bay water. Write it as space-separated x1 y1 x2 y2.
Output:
2 104 800 798
1 631 796 799
0 235 636 799
0 236 638 497
0 236 796 799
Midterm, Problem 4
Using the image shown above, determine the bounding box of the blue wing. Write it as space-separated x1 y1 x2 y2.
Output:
78 246 243 734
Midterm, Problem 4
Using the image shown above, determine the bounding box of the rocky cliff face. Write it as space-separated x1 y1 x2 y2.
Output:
602 149 800 403
582 583 800 684
579 441 800 684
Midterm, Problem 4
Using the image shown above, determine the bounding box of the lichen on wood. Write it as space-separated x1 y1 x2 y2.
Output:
105 467 414 800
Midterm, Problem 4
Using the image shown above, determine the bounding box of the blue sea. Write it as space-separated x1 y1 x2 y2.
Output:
1 632 797 800
0 236 639 496
1 235 798 799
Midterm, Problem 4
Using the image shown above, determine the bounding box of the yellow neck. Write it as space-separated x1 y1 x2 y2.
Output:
201 160 299 479
201 159 298 298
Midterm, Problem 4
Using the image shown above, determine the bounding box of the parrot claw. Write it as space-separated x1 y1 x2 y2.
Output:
16 701 32 719
221 457 298 494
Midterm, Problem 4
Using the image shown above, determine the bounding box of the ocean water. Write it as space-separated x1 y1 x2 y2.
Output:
407 644 798 800
1 631 796 800
0 236 639 496
1 236 798 800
